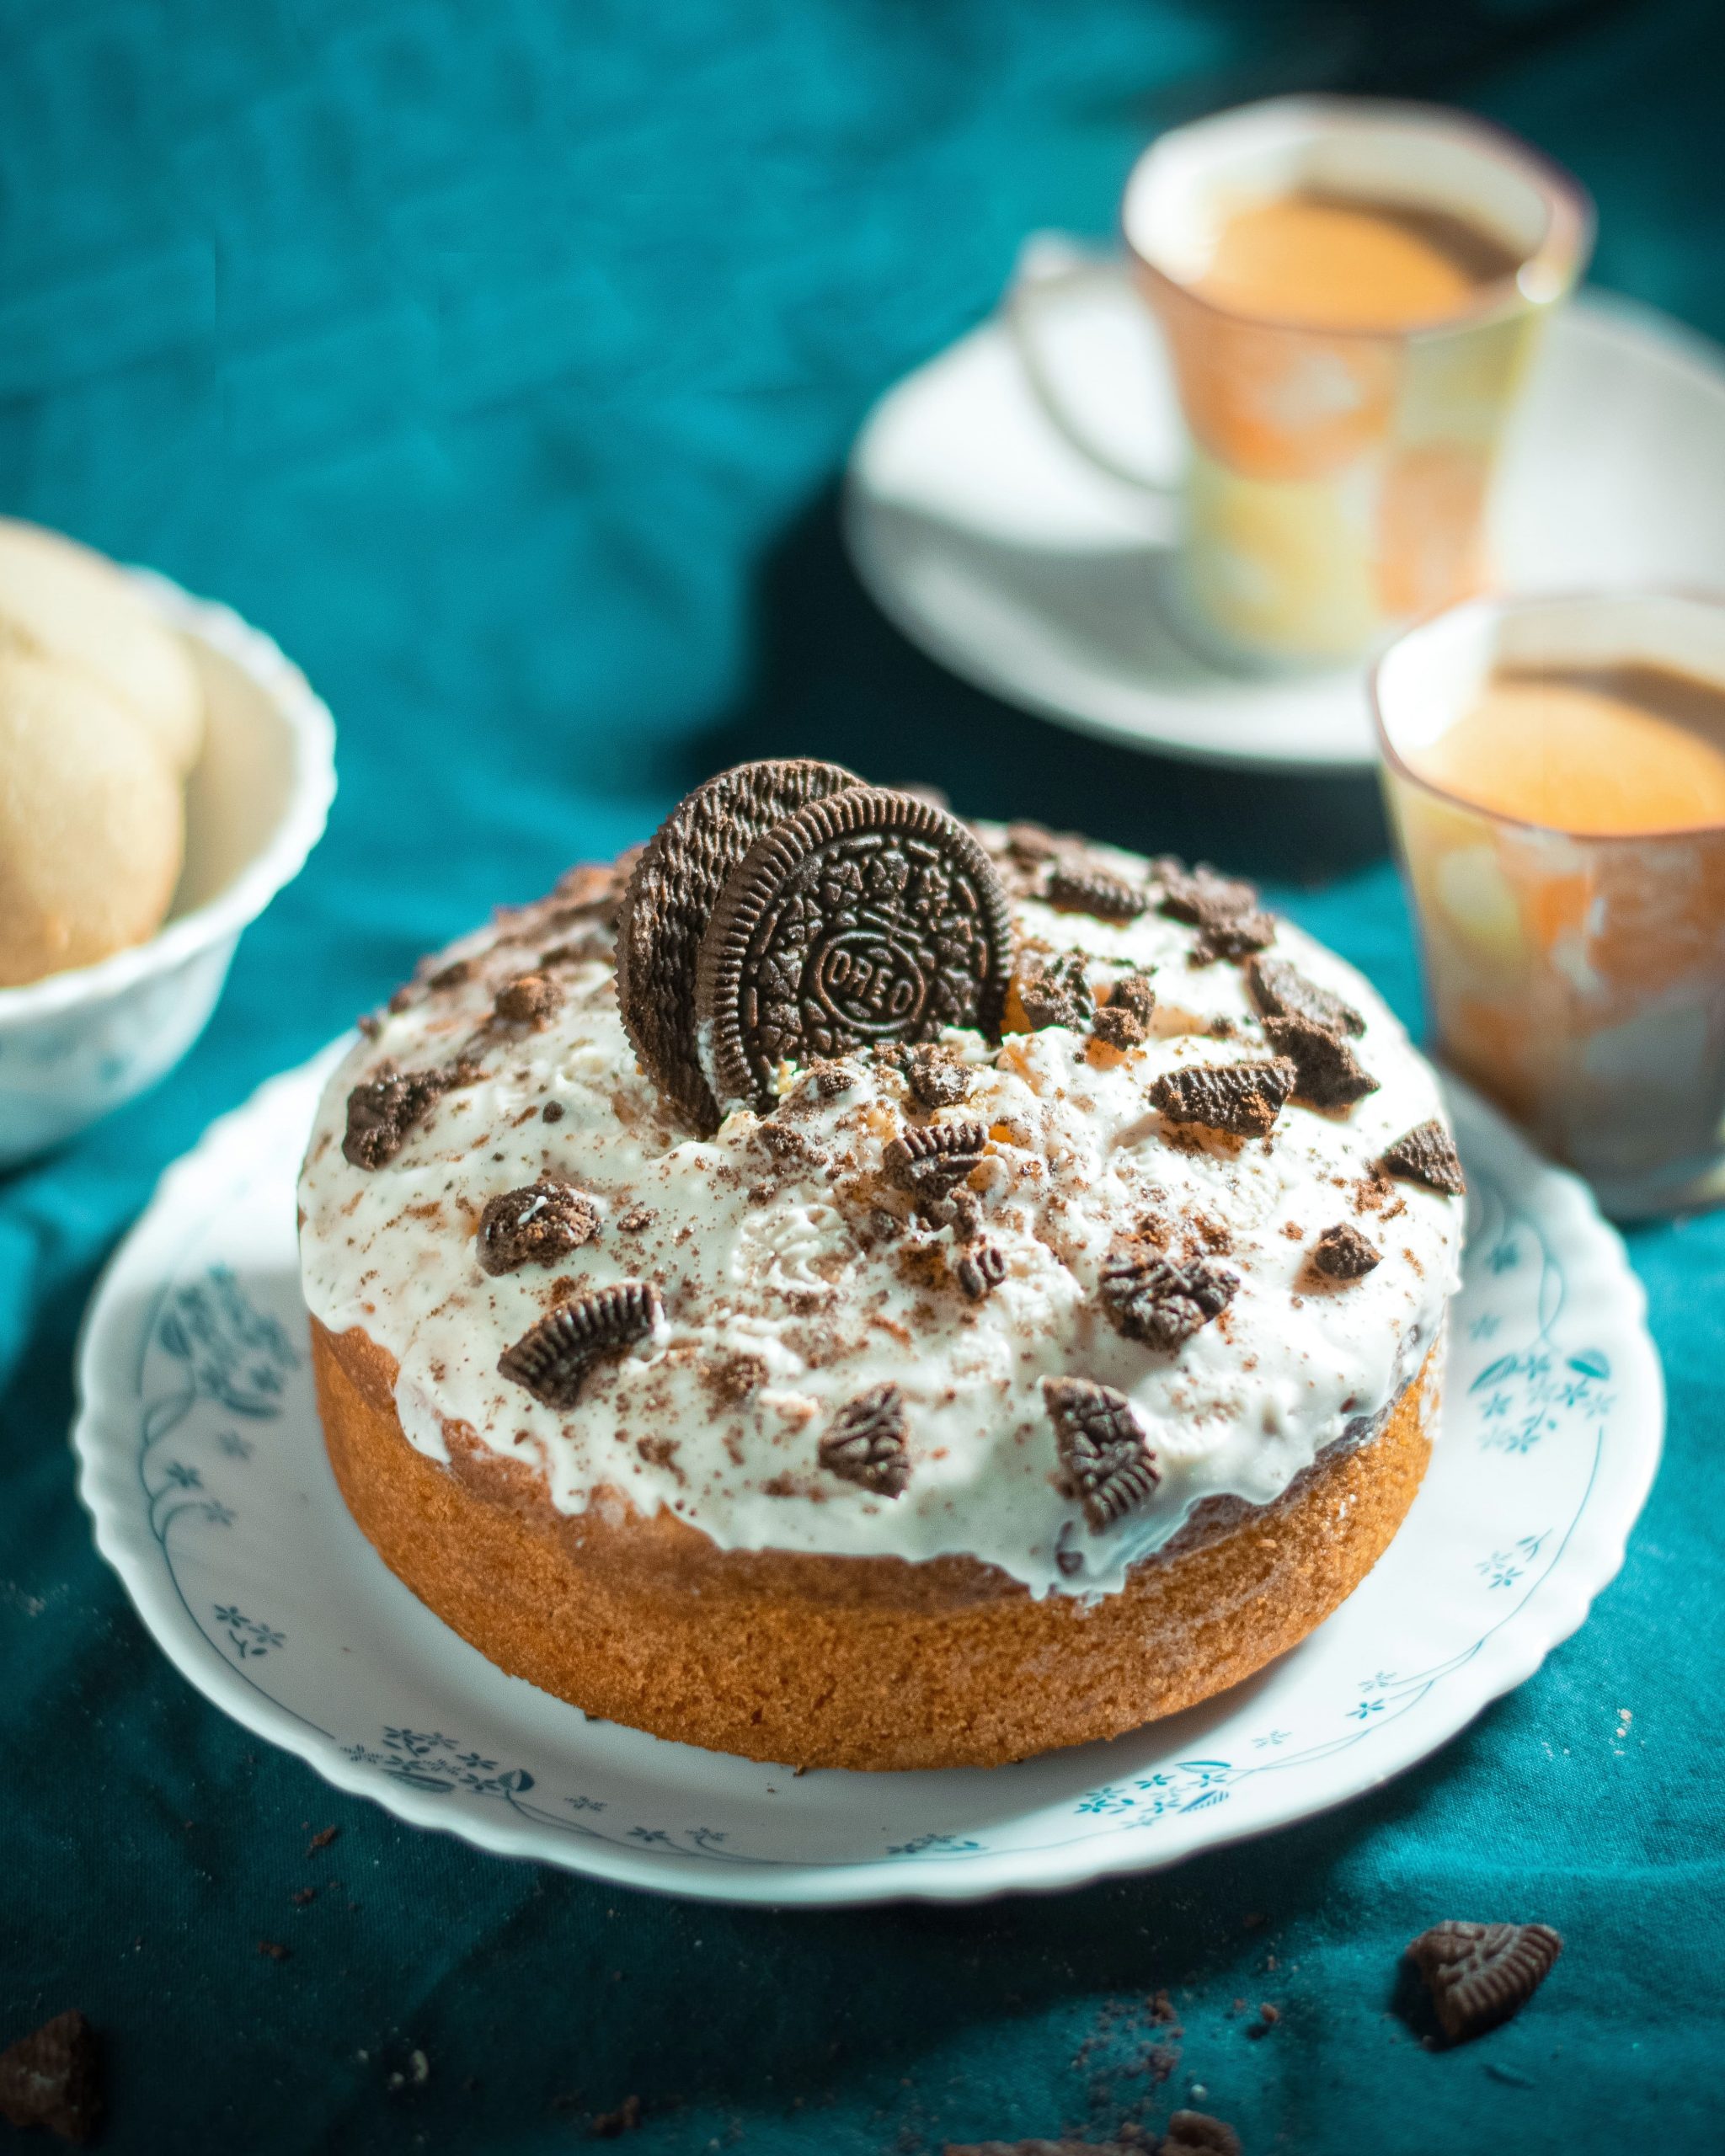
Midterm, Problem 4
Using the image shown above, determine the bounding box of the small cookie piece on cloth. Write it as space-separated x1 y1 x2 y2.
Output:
1162 2116 1242 2156
0 516 204 773
0 651 184 986
0 2009 102 2143
1407 1919 1562 2043
696 787 1013 1113
614 758 862 1133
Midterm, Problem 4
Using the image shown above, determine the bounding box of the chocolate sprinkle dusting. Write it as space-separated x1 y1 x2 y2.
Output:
1150 1058 1296 1139
1012 948 1093 1033
1263 1012 1380 1108
497 1282 662 1409
955 1241 1007 1300
1381 1118 1466 1195
1100 1241 1239 1349
0 2009 101 2143
342 1059 478 1171
476 1177 600 1275
1407 1920 1562 2043
1044 1377 1160 1530
1046 862 1146 921
1311 1222 1381 1279
820 1382 911 1497
884 1119 988 1198
1246 952 1365 1038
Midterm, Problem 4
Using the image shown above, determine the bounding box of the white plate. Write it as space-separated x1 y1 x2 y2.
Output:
73 1049 1660 1906
844 254 1725 771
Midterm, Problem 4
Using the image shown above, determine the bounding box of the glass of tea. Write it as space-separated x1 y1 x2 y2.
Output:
1375 590 1725 1218
1012 97 1592 671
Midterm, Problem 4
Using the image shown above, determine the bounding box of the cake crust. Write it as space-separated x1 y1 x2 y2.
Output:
314 1315 1438 1771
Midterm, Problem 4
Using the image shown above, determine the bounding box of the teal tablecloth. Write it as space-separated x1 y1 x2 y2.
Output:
3 3 1723 2149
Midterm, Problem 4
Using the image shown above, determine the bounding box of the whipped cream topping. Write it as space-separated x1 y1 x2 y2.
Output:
297 831 1463 1598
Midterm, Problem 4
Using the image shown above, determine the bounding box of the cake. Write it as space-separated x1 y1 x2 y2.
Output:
299 762 1465 1771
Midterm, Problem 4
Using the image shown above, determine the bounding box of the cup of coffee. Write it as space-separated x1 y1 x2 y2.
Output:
1012 98 1592 672
1375 589 1725 1218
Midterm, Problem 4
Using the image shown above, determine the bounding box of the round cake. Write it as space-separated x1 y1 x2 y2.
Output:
299 767 1465 1771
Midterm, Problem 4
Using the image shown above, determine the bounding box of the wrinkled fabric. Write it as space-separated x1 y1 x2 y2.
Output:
3 3 1723 2150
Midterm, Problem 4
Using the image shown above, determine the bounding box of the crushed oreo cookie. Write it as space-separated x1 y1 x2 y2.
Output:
1150 1058 1296 1139
1044 1376 1160 1530
1005 821 1063 862
476 1178 600 1275
695 786 1013 1113
1100 1241 1238 1350
1246 953 1365 1038
1163 2116 1242 2156
1012 948 1094 1033
1263 1012 1379 1108
884 1119 988 1199
616 758 863 1132
0 2009 101 2143
1157 859 1276 960
1407 1920 1562 2044
902 1043 973 1108
497 1283 662 1409
819 1383 911 1497
342 1059 478 1171
955 1241 1007 1300
1046 862 1146 921
493 971 562 1027
804 1056 861 1098
1381 1118 1466 1196
1092 970 1156 1049
1311 1222 1381 1279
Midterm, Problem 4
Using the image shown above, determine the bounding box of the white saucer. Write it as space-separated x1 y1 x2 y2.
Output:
844 251 1725 771
72 1049 1660 1907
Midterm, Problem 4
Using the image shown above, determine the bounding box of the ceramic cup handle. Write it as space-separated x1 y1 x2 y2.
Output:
1005 232 1178 496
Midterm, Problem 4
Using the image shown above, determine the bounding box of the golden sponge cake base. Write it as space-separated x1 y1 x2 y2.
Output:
312 1317 1437 1772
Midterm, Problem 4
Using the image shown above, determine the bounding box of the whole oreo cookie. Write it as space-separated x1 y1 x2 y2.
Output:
695 787 1013 1115
614 759 862 1132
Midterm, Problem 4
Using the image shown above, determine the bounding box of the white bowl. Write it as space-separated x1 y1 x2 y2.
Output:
0 569 335 1167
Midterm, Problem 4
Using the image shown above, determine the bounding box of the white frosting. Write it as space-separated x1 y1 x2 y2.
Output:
297 833 1462 1598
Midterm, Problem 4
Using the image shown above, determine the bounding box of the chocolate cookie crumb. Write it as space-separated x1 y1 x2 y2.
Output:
955 1241 1007 1300
1150 1058 1296 1139
805 1057 860 1098
498 1283 663 1409
0 2010 101 2143
1163 2114 1242 2156
1006 820 1062 862
342 1059 478 1170
1311 1222 1381 1279
258 1940 291 1961
1157 862 1275 959
542 1100 565 1123
884 1120 988 1199
1193 909 1277 963
1044 1376 1160 1530
1101 1241 1238 1349
591 2093 644 2137
1246 953 1365 1038
1381 1119 1466 1196
1093 971 1156 1049
615 1203 657 1232
428 956 477 992
307 1825 339 1853
905 1043 973 1108
1012 949 1094 1033
477 1178 600 1274
494 971 562 1027
1263 1012 1380 1108
820 1384 911 1497
1407 1920 1562 2043
1047 862 1146 921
